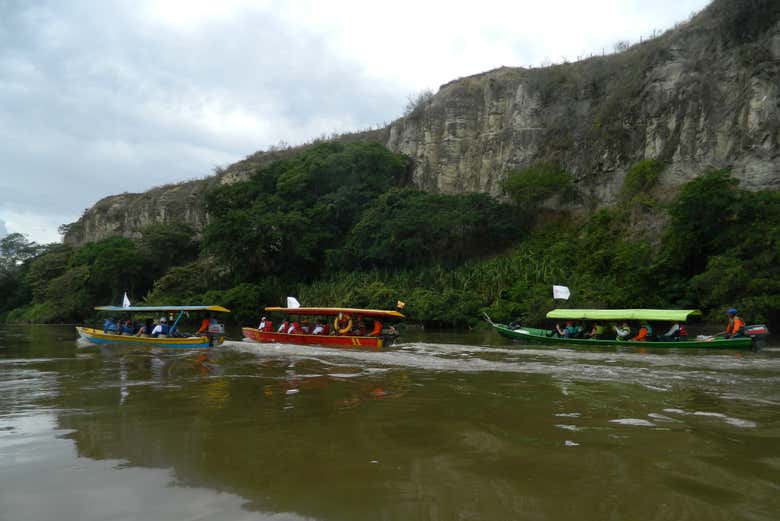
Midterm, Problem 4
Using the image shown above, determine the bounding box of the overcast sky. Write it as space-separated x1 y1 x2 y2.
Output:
0 0 710 244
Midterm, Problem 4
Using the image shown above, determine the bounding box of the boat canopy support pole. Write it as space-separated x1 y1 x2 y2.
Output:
171 310 186 334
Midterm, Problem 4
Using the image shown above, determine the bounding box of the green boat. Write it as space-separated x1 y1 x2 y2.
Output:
486 309 762 350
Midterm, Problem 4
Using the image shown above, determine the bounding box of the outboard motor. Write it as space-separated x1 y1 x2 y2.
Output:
207 320 226 347
745 324 770 350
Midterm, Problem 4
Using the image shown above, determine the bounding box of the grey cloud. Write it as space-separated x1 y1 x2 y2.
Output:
0 1 406 240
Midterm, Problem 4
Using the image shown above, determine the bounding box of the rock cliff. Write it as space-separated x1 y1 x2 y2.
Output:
64 0 780 246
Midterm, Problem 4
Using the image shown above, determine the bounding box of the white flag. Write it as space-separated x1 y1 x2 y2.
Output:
552 285 570 300
286 296 301 309
122 292 131 308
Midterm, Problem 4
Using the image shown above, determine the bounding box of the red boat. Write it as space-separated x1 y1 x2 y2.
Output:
242 306 405 350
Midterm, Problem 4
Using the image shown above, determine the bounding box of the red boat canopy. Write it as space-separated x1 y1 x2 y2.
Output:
264 307 405 319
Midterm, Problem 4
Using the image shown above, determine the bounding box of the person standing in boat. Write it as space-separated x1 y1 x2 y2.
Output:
714 308 745 339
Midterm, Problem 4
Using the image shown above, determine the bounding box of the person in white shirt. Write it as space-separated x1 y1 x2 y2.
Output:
151 317 169 337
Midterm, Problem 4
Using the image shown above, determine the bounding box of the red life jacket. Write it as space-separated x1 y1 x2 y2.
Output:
678 324 687 337
263 321 274 332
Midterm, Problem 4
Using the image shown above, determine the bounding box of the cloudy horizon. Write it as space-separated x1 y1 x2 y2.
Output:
0 0 710 244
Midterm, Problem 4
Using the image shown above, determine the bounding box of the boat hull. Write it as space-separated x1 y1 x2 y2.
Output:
76 327 222 349
491 324 754 349
242 327 385 350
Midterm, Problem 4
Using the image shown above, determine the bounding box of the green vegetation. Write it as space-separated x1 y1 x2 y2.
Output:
502 163 574 209
2 149 777 331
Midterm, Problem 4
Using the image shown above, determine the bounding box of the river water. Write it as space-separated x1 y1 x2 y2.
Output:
1 325 778 521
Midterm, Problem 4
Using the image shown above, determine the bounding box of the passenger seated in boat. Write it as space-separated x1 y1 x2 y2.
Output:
352 317 367 336
585 322 605 339
614 322 631 341
301 319 311 334
197 313 214 335
103 317 118 334
368 319 383 337
312 319 325 335
287 321 302 334
555 321 576 338
660 322 686 340
714 308 745 339
277 320 289 333
334 313 352 336
151 317 169 338
262 318 274 332
631 321 653 341
258 316 269 330
120 319 135 335
136 318 153 337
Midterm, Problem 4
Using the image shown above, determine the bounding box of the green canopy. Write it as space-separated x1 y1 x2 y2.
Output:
546 309 702 321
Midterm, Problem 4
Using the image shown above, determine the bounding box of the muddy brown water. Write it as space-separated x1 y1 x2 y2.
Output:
1 325 778 521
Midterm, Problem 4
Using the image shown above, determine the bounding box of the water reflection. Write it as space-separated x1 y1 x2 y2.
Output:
1 326 779 520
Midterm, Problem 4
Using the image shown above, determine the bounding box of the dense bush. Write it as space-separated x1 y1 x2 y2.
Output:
331 189 525 269
204 141 408 281
503 163 574 209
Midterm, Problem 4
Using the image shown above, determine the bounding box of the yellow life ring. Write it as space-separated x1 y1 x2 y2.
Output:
334 313 352 335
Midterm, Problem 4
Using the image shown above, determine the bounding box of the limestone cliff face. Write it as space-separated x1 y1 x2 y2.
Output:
64 0 779 245
387 1 780 205
62 178 217 245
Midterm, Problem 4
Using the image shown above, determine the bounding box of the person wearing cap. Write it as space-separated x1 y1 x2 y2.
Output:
715 308 745 339
258 316 268 330
151 317 169 338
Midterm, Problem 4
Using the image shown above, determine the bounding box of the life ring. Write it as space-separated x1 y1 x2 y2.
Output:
334 313 352 335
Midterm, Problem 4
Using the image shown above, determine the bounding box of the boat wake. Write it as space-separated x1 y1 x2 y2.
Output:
223 339 780 406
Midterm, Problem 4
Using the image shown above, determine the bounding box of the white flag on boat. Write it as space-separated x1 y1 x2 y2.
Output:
122 292 131 308
552 285 570 300
286 296 301 309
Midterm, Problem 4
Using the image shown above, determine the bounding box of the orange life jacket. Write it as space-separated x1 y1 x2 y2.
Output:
632 326 649 341
727 317 745 335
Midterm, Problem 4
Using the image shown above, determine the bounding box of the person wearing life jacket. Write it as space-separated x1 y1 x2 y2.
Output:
632 321 653 341
277 320 289 333
198 312 216 335
613 322 631 341
263 318 274 332
103 317 119 334
287 321 302 334
555 321 576 338
368 319 383 337
716 308 745 339
257 316 268 330
661 322 685 340
151 317 169 338
334 313 352 335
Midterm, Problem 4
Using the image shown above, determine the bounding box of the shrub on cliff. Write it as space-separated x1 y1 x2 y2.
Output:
502 163 574 210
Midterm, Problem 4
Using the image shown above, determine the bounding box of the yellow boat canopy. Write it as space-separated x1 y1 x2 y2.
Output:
95 305 230 313
265 307 405 319
546 309 702 321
